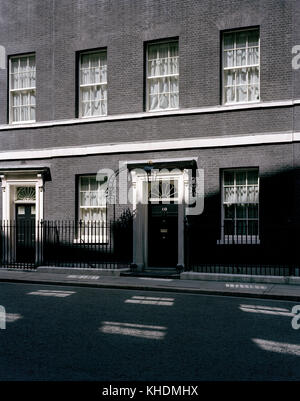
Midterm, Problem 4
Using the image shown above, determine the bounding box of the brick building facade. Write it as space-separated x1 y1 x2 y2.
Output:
0 0 299 271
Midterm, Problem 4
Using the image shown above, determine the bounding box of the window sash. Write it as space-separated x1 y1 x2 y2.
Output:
147 41 179 111
223 29 260 104
79 51 107 117
9 55 36 123
222 170 259 239
79 176 107 221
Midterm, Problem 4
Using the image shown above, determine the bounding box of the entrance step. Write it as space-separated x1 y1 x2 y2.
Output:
120 267 180 279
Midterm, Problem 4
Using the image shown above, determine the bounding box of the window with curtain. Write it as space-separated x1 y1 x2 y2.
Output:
78 175 107 243
222 169 259 240
79 175 107 221
79 51 107 117
10 54 36 123
223 29 260 104
147 41 179 111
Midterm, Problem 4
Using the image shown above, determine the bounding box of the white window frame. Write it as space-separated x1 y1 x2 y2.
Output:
79 50 107 119
146 39 179 112
219 168 260 245
222 28 260 105
9 54 36 124
77 175 107 243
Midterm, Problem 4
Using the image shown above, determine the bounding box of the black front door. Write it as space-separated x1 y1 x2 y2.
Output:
16 204 36 263
148 203 178 267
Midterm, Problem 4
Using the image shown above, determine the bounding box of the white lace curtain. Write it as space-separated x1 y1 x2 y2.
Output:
223 30 259 103
10 55 36 122
79 176 107 222
147 42 179 111
80 52 107 117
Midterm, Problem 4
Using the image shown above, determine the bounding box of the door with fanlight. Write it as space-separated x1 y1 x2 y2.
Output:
16 204 36 263
148 179 178 267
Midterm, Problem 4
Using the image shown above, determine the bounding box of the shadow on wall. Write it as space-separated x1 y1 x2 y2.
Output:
185 167 298 268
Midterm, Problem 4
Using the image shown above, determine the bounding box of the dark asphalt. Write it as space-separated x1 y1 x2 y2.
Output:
0 282 299 381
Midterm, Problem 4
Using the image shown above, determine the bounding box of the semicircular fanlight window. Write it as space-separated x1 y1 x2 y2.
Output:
16 186 36 201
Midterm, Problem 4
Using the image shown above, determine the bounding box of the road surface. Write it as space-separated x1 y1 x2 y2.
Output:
0 282 299 381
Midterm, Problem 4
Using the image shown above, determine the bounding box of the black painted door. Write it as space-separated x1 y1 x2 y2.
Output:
16 204 35 263
148 204 178 267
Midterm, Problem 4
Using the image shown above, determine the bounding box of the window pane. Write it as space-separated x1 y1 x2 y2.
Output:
19 57 27 73
149 94 159 110
82 87 90 101
224 205 235 219
81 54 90 69
89 176 98 191
101 100 107 115
248 204 258 218
247 170 258 185
100 65 107 83
236 48 246 66
224 220 234 235
11 59 19 74
248 30 259 47
236 69 247 85
169 42 178 57
21 106 29 121
80 192 90 206
224 70 235 86
248 47 259 65
170 92 179 108
225 86 235 103
248 67 259 84
224 50 234 68
248 220 258 235
158 43 169 59
236 205 246 218
148 44 158 60
237 220 247 235
224 33 234 50
159 93 169 109
13 107 20 122
12 93 20 106
236 31 247 48
30 106 35 121
30 91 36 105
82 102 91 117
80 177 89 191
90 54 99 68
159 77 169 93
236 85 247 102
224 171 234 185
249 85 259 101
236 171 246 185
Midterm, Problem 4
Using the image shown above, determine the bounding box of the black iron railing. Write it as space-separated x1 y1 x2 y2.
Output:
0 218 299 276
0 220 133 270
184 221 299 276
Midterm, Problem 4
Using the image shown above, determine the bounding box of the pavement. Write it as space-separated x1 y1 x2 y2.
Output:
0 267 299 301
